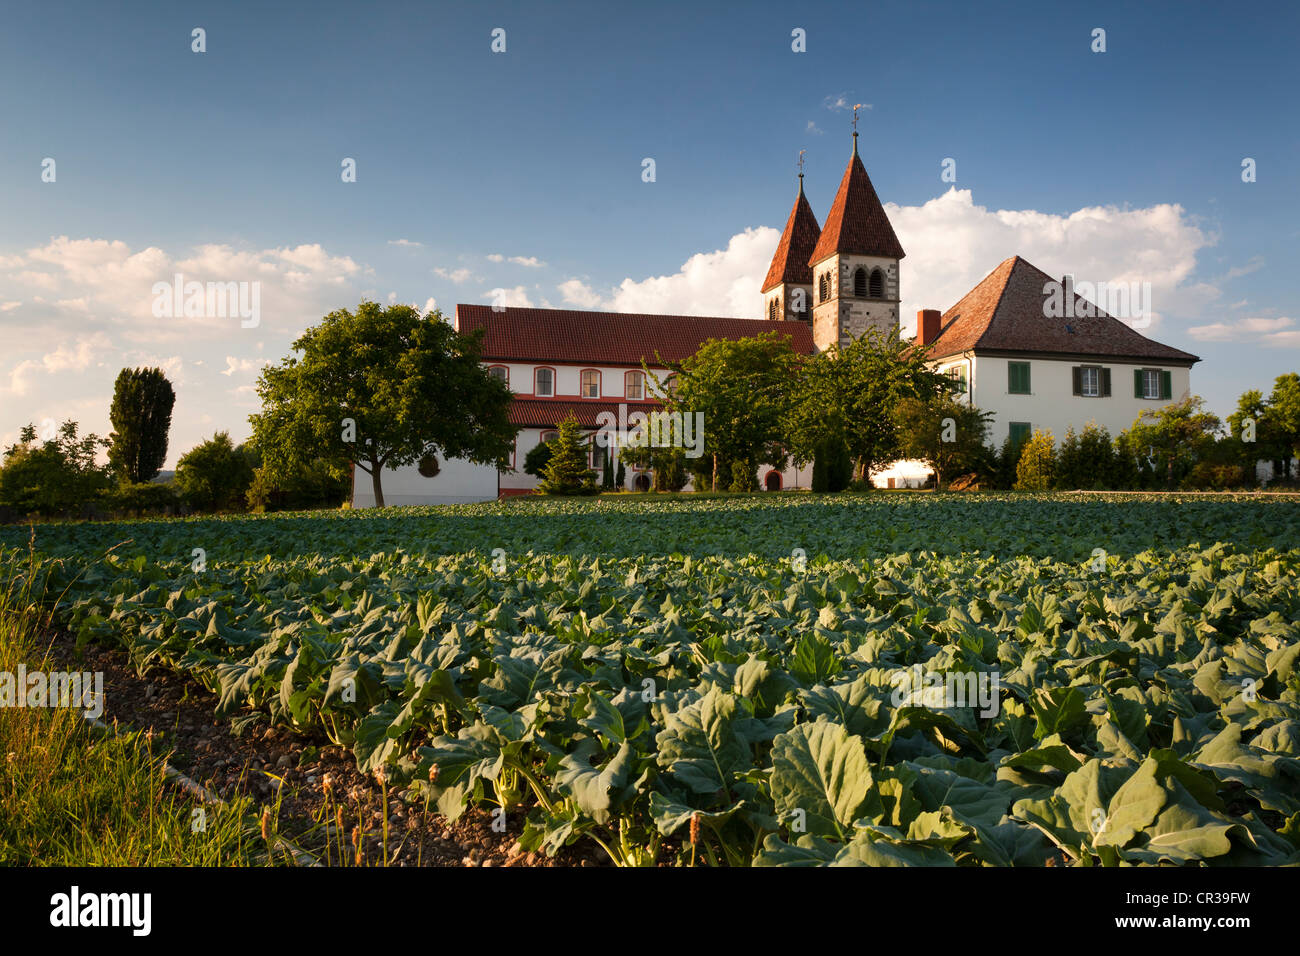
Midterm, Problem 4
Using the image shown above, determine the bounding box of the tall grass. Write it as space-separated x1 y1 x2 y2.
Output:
0 534 277 866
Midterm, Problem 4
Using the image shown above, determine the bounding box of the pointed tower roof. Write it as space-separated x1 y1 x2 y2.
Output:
761 176 822 293
923 255 1200 364
808 134 905 264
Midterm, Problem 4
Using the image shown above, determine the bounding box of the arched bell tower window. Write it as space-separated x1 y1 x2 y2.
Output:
869 268 884 298
818 273 829 303
768 298 776 321
853 267 867 297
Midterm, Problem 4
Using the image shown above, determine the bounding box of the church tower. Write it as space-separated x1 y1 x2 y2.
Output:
761 171 821 324
806 132 906 351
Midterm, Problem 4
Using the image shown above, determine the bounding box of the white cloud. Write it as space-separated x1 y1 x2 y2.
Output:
555 187 1213 332
806 121 823 135
7 333 111 395
220 355 274 377
1188 316 1297 344
484 285 534 308
422 296 438 314
509 256 543 268
887 188 1211 333
388 239 423 248
0 301 20 312
435 266 474 283
486 254 504 263
558 278 603 309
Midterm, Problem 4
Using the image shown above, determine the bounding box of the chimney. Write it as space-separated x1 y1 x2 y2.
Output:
916 309 942 345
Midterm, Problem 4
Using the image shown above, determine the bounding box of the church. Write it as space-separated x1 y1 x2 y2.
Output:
352 133 1198 506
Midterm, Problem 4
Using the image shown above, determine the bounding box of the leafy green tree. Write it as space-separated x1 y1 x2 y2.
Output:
0 421 111 514
1122 396 1222 489
649 331 799 491
614 460 626 491
108 367 176 484
1263 374 1300 480
249 302 515 508
175 432 255 511
523 439 553 478
786 329 951 482
539 415 597 495
1014 429 1057 491
601 451 615 490
811 434 852 492
727 459 756 492
895 395 993 489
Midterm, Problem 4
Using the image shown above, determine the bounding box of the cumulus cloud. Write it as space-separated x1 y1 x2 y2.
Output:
220 355 274 377
435 266 474 283
422 297 438 314
484 285 534 308
549 188 1214 334
388 239 423 248
1188 316 1298 345
7 333 111 396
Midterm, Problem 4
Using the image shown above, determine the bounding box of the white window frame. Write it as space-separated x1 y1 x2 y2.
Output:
1142 368 1160 400
580 368 601 399
625 370 644 400
534 367 555 397
1080 366 1100 397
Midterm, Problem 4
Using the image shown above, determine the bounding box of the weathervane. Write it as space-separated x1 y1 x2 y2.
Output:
852 103 866 133
797 148 806 178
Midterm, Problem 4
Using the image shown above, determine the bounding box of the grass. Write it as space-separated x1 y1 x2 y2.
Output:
0 544 281 866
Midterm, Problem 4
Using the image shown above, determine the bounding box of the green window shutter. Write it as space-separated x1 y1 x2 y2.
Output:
1008 361 1030 394
1134 368 1143 398
1009 422 1031 446
1160 370 1172 399
1071 366 1082 395
1101 367 1111 397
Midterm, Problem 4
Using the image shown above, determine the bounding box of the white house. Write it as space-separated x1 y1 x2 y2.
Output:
353 133 1200 505
914 255 1200 453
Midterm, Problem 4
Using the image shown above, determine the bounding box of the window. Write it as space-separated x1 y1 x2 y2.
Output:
944 364 968 393
580 368 601 399
853 268 867 297
1136 368 1171 400
768 298 777 321
591 442 608 472
790 287 807 319
488 365 508 385
819 273 829 302
869 268 884 298
625 370 644 400
540 430 558 444
534 367 555 397
1009 422 1031 446
1073 365 1110 397
1008 361 1031 394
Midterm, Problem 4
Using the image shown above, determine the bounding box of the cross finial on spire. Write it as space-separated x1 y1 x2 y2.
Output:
852 103 866 156
797 149 806 193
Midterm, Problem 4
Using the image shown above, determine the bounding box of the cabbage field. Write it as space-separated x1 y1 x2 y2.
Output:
5 493 1300 866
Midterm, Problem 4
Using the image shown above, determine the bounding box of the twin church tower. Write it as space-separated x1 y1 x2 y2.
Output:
760 131 906 352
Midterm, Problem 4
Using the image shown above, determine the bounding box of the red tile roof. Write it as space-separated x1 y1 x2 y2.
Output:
925 256 1200 364
456 305 815 364
761 181 821 293
808 137 906 264
508 398 661 428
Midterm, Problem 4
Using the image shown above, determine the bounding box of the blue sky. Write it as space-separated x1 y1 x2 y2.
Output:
2 0 1297 465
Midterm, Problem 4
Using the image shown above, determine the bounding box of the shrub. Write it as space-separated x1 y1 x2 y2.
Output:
539 416 597 495
1014 429 1057 491
175 432 254 511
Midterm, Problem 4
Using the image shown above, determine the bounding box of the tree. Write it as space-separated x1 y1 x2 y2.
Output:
614 460 626 491
649 331 800 491
175 432 255 511
539 415 597 495
1263 374 1300 480
786 329 951 482
601 451 615 490
1122 396 1222 489
523 440 554 478
249 302 515 508
811 434 852 492
108 367 176 484
894 395 993 490
1014 429 1057 491
0 421 111 514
